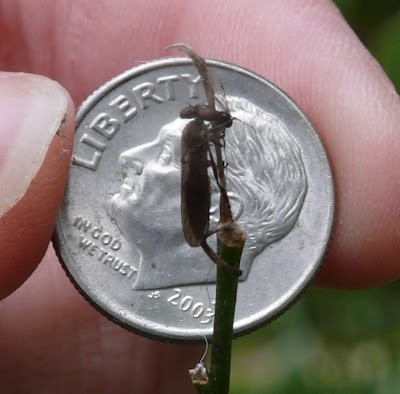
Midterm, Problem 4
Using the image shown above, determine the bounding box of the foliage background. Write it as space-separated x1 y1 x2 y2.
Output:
231 1 400 393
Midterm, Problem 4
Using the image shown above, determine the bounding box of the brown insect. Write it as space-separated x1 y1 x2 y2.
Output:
180 102 243 277
180 103 234 245
169 43 242 277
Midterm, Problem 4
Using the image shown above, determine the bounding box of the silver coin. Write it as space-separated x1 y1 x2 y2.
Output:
54 57 334 343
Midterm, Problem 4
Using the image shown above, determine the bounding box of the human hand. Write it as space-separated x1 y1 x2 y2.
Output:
1 0 399 392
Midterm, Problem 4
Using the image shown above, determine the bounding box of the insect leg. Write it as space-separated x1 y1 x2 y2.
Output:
207 144 226 195
200 240 242 277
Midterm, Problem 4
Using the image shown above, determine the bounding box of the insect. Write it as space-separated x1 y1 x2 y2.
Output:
180 116 242 277
179 72 234 246
180 102 234 244
168 43 242 277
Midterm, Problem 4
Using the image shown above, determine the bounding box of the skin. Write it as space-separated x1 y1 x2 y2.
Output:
0 0 399 392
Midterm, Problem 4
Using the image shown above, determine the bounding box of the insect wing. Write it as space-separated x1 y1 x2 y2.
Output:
181 120 210 247
208 67 230 114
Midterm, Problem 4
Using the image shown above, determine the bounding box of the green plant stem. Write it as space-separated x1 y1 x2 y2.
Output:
206 224 245 393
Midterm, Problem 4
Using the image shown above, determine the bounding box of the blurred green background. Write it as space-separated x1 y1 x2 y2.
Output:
231 1 400 393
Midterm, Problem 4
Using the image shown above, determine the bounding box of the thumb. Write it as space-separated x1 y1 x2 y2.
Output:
0 73 74 299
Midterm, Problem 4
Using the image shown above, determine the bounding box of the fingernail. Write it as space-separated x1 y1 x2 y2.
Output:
0 72 69 217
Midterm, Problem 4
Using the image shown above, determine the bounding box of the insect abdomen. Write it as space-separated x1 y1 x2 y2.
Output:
181 119 210 247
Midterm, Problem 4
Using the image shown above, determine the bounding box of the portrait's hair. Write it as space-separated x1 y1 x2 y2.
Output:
210 97 307 256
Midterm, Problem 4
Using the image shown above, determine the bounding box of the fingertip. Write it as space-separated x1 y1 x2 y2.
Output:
0 73 74 299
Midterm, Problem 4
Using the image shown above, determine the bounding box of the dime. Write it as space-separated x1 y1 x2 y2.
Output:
54 57 335 343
